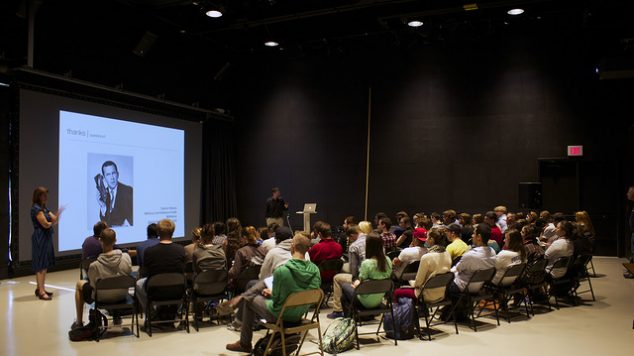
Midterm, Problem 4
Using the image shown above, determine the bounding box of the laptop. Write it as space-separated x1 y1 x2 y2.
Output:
303 203 317 213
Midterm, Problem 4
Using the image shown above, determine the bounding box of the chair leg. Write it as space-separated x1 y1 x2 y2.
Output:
492 298 500 326
353 317 360 350
280 330 287 356
185 298 190 333
193 297 199 332
387 303 397 346
147 302 153 337
587 277 596 301
263 330 275 356
470 300 477 332
424 311 432 341
589 260 596 277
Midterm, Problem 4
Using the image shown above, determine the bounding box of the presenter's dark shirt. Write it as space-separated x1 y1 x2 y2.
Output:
265 197 287 218
141 242 185 278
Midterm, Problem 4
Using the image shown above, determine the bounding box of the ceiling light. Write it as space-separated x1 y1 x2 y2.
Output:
264 41 279 47
507 8 524 16
206 10 223 18
407 20 424 28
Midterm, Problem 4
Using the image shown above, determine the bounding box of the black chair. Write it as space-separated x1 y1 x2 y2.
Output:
451 256 462 267
144 273 190 336
546 256 573 309
79 257 97 279
191 269 229 331
487 263 528 323
347 279 396 349
398 260 421 283
522 259 551 315
386 250 400 260
571 255 596 302
452 267 500 332
234 264 261 295
412 272 455 340
93 275 139 341
318 259 344 306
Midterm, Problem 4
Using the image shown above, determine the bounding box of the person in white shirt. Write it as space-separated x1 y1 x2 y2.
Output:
545 221 575 278
494 206 508 233
392 228 427 278
450 223 497 293
492 229 526 285
540 213 566 248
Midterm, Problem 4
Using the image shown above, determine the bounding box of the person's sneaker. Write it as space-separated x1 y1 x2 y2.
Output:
70 321 84 330
326 311 344 319
226 341 252 353
624 272 634 279
216 301 235 316
227 320 242 332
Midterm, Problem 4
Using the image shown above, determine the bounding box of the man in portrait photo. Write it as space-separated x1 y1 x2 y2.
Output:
96 160 133 226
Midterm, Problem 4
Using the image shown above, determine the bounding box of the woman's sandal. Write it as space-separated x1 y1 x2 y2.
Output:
38 292 52 301
35 289 53 297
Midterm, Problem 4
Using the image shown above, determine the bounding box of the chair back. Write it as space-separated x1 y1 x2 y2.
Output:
354 279 393 296
81 257 96 271
452 256 462 267
498 263 526 286
465 267 495 293
283 289 324 309
235 264 261 292
402 260 420 274
422 271 454 290
524 258 548 285
551 256 571 270
319 259 344 273
146 273 187 300
193 269 228 296
96 275 135 290
387 250 400 260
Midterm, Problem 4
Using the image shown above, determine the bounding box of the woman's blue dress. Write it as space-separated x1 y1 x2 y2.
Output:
31 204 55 272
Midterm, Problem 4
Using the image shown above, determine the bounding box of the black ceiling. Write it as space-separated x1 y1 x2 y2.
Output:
1 0 633 109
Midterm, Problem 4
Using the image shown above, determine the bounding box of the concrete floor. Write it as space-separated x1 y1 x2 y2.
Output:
1 257 632 356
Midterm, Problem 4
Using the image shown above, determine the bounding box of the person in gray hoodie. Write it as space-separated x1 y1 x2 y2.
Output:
70 228 132 330
258 226 310 280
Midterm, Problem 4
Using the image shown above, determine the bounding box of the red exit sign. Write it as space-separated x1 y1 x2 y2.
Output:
567 145 583 157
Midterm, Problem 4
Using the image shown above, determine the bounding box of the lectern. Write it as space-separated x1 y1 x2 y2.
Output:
296 203 317 233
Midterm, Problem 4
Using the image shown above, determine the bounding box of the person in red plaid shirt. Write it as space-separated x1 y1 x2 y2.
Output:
379 217 397 252
308 222 343 282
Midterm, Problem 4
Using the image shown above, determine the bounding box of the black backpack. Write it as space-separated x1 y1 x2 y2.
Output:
68 309 108 342
253 332 302 356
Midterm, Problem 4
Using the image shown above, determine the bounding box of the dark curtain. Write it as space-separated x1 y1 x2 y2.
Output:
201 119 238 223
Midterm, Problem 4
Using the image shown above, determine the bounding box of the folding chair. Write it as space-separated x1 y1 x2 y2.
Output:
398 260 421 284
386 250 400 260
571 255 595 302
144 273 190 336
93 275 139 341
412 272 455 340
487 263 528 323
522 259 551 315
191 269 229 331
318 259 344 306
546 256 573 309
348 279 396 349
261 289 325 356
80 257 96 280
234 264 261 295
452 267 499 332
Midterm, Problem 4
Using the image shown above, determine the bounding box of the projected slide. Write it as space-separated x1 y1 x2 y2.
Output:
58 110 184 251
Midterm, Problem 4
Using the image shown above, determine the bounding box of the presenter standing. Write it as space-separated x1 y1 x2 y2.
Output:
31 186 64 300
265 187 288 227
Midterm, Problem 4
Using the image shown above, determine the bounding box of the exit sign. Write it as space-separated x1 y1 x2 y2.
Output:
567 145 583 157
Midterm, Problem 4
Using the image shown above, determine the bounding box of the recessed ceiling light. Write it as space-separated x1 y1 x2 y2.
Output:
507 8 524 16
264 41 279 47
407 20 424 27
206 10 223 18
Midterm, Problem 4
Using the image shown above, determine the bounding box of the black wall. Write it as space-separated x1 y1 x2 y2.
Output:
232 23 632 256
0 84 10 278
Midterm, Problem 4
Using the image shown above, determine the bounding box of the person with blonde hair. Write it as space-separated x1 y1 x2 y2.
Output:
494 206 508 233
358 220 373 235
575 211 595 238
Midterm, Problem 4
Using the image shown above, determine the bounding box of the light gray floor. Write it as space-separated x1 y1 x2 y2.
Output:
1 257 632 356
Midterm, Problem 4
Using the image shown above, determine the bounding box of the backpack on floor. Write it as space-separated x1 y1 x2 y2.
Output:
253 332 302 356
384 297 415 340
321 317 356 354
68 309 108 342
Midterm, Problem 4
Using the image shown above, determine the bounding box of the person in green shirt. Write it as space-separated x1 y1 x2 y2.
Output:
341 232 393 315
226 233 321 353
446 223 470 262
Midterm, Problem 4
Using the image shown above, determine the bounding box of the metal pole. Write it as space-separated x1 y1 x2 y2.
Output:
27 0 40 68
364 86 372 221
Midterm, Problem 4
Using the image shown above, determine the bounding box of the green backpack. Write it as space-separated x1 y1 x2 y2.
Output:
321 317 356 354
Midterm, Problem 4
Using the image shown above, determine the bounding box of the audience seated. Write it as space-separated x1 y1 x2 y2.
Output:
328 221 369 319
446 223 469 261
193 224 227 273
494 206 508 233
341 233 393 315
447 223 496 319
211 221 228 246
545 221 575 278
492 229 525 285
135 219 185 314
521 224 545 267
225 218 247 266
391 211 409 237
431 212 444 229
259 226 310 280
308 222 344 282
81 221 109 260
71 228 132 330
136 223 159 268
392 228 427 278
260 222 279 253
378 217 397 252
228 227 265 283
184 227 202 264
395 218 414 247
443 209 459 226
574 211 595 256
393 228 451 305
485 211 503 247
225 234 321 353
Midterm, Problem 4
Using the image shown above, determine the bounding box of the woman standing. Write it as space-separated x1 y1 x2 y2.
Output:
31 186 63 300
